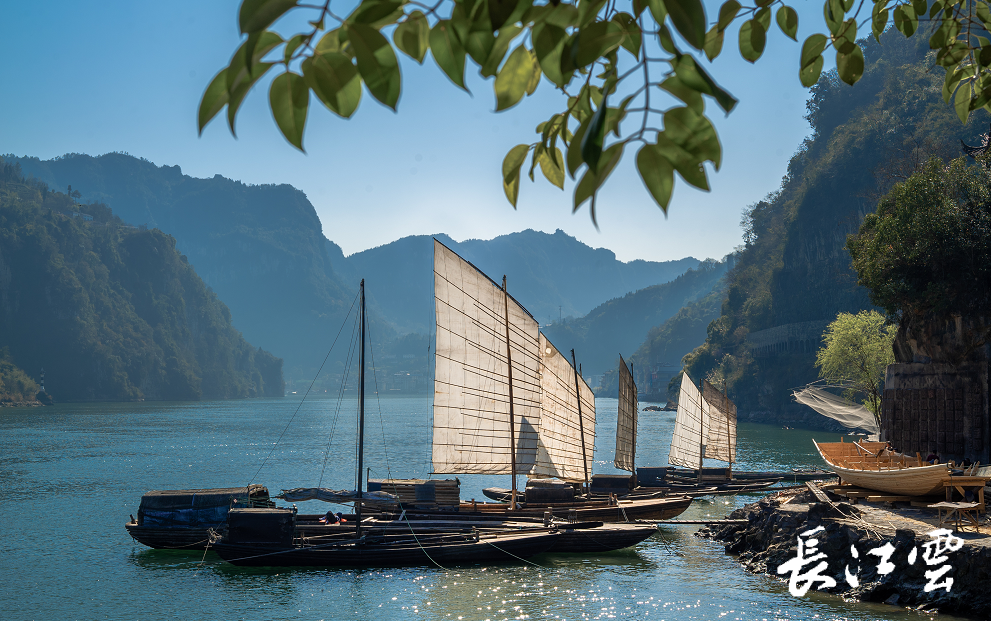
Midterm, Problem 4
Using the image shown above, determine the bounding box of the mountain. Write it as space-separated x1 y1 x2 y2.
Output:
12 154 699 382
679 30 988 424
541 256 731 378
0 159 283 401
339 230 700 334
11 152 364 378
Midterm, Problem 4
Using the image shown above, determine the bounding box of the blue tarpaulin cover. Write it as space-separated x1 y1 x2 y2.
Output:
137 485 269 528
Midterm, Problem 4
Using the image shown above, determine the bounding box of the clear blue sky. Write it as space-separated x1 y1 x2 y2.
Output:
1 1 833 263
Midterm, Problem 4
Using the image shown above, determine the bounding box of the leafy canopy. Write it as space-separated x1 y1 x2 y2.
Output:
815 310 895 417
201 0 988 223
847 156 991 324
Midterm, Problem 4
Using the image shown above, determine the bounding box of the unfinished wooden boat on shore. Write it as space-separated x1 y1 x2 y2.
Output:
814 439 951 496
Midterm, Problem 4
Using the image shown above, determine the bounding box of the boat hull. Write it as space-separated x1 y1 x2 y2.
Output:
460 495 693 522
814 440 950 496
124 524 215 550
213 530 561 567
548 523 656 553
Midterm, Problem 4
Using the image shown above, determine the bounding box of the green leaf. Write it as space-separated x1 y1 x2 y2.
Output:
537 147 566 189
230 31 283 91
574 21 625 67
349 0 404 27
481 25 523 77
348 22 401 110
581 94 608 170
955 79 973 122
533 23 569 87
666 0 707 50
465 29 496 66
574 144 622 218
871 4 889 43
239 0 297 34
672 55 737 113
302 51 362 118
703 26 724 61
269 71 308 150
503 144 530 207
833 19 857 54
199 70 229 135
430 20 467 90
823 0 844 35
284 34 306 63
800 55 824 87
526 50 541 95
316 28 344 54
612 12 643 58
664 105 721 168
755 7 771 30
578 0 609 26
893 5 917 38
394 11 430 63
495 46 534 111
800 33 828 70
944 64 976 103
660 75 704 114
567 117 590 177
658 24 677 54
227 61 275 135
835 44 863 85
776 6 798 40
911 0 927 16
637 143 676 213
646 0 668 26
738 19 766 62
717 0 740 30
489 0 520 30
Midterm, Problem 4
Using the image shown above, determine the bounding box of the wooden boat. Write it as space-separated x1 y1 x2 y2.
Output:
429 239 691 520
213 508 562 567
124 485 274 549
814 439 951 496
454 494 693 521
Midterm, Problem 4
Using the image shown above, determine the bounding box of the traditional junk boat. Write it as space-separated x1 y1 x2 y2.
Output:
125 485 274 549
813 439 952 497
212 280 562 567
431 239 691 523
633 373 785 495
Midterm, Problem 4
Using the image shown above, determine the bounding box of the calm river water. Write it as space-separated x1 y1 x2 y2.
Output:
0 397 964 621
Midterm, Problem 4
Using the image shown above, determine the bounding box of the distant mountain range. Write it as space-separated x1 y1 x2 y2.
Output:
12 153 700 378
542 257 732 378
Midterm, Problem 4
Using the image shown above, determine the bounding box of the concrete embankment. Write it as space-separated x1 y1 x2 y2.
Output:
699 488 991 618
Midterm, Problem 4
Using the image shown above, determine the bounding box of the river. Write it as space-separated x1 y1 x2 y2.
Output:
0 397 960 620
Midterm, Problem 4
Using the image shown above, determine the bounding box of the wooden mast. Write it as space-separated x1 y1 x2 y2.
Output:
630 361 637 487
502 276 518 509
355 279 366 537
697 376 705 487
571 349 590 496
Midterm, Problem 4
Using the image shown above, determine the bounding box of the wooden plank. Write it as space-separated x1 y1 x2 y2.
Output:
865 495 912 503
805 481 832 503
911 500 936 507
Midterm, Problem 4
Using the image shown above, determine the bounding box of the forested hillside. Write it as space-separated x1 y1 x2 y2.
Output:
680 30 987 423
542 257 731 377
11 153 362 379
0 159 283 401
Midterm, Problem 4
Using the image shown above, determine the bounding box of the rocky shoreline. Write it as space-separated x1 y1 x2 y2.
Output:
699 488 991 618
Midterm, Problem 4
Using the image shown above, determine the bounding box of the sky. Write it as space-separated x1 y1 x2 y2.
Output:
0 1 834 263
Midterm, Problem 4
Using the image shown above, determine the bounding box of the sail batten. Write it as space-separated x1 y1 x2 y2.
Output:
432 240 541 475
615 355 638 472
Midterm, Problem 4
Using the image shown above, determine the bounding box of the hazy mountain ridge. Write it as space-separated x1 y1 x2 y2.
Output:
541 256 732 378
0 160 283 401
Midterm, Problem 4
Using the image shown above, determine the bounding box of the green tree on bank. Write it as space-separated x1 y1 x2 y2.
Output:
815 310 895 420
847 155 991 359
0 348 41 404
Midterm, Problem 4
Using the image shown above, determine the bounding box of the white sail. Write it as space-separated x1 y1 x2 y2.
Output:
614 355 638 472
703 380 736 464
668 373 709 469
531 334 596 482
432 240 541 475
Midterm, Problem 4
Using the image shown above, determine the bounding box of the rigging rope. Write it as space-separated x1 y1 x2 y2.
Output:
248 290 360 487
